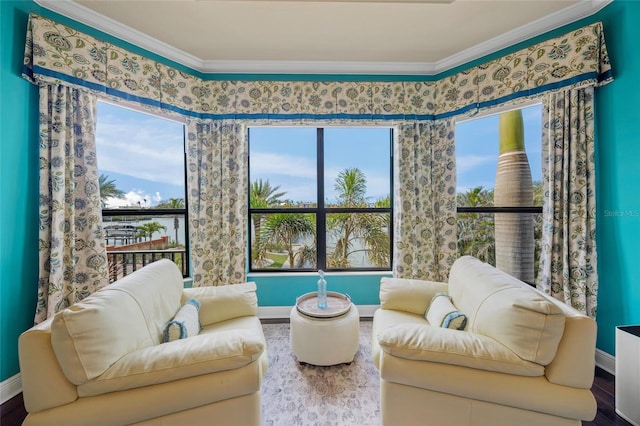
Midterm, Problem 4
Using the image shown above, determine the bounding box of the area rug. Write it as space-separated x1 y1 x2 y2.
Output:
261 321 381 426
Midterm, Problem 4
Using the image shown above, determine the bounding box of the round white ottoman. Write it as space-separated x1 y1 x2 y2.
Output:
290 303 360 366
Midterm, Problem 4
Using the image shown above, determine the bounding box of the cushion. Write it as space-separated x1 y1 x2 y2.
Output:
378 324 544 377
183 282 258 325
108 259 184 345
51 288 153 385
448 256 566 365
78 330 265 397
163 299 201 342
426 293 467 330
379 277 449 315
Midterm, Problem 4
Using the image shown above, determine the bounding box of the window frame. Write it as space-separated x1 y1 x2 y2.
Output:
454 103 543 285
248 127 394 273
97 100 190 279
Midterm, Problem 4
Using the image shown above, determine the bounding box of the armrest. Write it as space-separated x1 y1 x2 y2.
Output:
183 282 258 325
378 323 544 377
379 277 448 315
78 329 264 397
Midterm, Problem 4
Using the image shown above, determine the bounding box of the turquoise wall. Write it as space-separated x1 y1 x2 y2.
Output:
1 0 638 382
1 1 41 384
591 0 640 355
252 273 391 307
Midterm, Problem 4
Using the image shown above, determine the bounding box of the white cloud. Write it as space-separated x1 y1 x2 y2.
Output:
104 189 161 208
249 151 319 202
96 107 184 186
250 152 316 179
277 182 316 203
457 154 494 173
249 156 391 203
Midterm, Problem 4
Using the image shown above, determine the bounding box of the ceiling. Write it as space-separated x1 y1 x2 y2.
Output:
37 0 610 75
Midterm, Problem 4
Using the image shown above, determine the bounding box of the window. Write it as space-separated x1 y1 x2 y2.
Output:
248 127 393 272
456 104 543 284
96 101 189 281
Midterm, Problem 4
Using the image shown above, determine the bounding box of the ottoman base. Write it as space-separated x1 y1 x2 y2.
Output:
289 305 360 366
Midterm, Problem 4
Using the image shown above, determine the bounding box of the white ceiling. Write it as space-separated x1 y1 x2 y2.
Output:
37 0 611 75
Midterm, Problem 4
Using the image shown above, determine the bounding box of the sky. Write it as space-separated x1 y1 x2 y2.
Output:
96 101 542 208
249 127 391 204
96 101 185 208
456 104 542 192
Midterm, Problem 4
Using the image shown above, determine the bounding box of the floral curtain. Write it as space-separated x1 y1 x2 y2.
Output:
538 86 598 317
394 119 458 281
36 83 108 323
186 119 248 286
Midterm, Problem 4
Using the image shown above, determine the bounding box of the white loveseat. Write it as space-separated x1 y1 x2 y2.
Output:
19 259 268 425
372 255 597 426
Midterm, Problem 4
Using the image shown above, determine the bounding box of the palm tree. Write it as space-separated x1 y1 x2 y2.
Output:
99 174 125 207
168 198 185 245
334 168 367 207
326 168 390 268
457 186 496 264
494 109 534 282
250 179 287 208
135 224 149 242
294 243 317 268
147 221 167 241
532 180 543 282
250 179 286 265
136 221 167 248
262 213 315 269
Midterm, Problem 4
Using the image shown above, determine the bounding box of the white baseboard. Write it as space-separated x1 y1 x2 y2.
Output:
595 348 616 375
1 373 22 405
258 304 380 320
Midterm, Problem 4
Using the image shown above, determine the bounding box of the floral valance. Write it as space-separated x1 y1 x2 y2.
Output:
23 13 612 120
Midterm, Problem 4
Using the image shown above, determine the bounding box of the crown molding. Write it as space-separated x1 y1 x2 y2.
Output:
435 0 613 72
200 59 438 75
36 0 612 76
35 0 206 71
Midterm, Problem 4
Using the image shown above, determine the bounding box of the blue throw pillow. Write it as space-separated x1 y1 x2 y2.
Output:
163 299 201 342
425 293 467 331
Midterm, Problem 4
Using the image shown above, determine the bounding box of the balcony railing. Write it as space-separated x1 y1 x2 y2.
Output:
107 249 188 283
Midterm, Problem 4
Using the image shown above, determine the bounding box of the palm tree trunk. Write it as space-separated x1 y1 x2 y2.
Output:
289 251 296 269
174 216 179 245
494 110 534 282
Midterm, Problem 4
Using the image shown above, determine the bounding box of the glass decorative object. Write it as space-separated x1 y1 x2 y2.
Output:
317 270 327 309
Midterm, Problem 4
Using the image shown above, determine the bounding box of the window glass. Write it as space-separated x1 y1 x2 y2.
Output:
324 128 391 206
456 104 542 206
325 212 391 269
249 127 392 272
455 104 542 283
96 101 188 280
249 127 317 207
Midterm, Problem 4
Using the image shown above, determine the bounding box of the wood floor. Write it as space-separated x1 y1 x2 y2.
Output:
0 392 26 426
0 367 632 426
585 368 633 426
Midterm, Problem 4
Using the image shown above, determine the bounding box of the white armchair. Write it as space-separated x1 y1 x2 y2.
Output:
372 256 597 426
19 260 268 425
